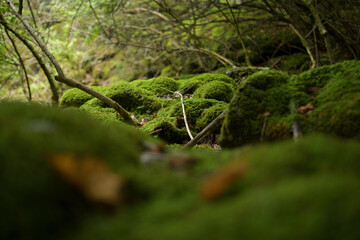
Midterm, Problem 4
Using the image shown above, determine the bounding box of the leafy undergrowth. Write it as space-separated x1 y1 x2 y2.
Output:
1 102 360 239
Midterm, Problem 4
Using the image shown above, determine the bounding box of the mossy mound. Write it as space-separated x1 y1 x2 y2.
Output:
293 60 360 139
66 135 360 240
220 60 360 148
193 80 234 103
0 102 150 240
219 70 291 147
59 86 107 107
129 77 178 95
178 73 234 94
83 82 162 115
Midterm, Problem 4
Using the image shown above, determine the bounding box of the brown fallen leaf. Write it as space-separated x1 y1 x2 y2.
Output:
308 86 321 93
257 111 270 119
169 154 198 172
200 159 249 202
297 102 315 115
48 153 127 207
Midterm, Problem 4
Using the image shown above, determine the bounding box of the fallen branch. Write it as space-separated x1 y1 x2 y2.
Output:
183 110 227 149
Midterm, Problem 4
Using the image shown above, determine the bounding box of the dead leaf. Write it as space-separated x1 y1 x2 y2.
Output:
200 159 248 202
48 153 127 207
257 111 270 119
297 102 315 115
169 154 198 172
308 86 321 93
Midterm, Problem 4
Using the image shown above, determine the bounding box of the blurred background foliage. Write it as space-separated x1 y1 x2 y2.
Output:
0 0 359 102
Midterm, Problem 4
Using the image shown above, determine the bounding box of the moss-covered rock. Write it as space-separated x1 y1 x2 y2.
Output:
193 80 234 103
219 70 291 147
0 102 150 240
59 86 107 108
220 60 360 148
292 60 360 139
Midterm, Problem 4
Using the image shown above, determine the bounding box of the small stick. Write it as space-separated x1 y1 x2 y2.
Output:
290 101 302 141
174 91 193 140
183 110 227 149
260 116 267 142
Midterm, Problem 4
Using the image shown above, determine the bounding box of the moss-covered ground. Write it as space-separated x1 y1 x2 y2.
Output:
4 60 357 239
1 102 360 239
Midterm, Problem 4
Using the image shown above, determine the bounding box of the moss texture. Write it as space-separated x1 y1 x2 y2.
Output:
293 60 360 139
193 80 234 103
177 73 234 94
220 60 360 147
141 117 191 144
219 70 291 147
65 135 360 240
129 77 178 95
0 102 150 240
59 86 107 108
158 98 228 132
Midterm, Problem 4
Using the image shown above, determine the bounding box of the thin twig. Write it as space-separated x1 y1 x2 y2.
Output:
4 28 32 101
290 101 302 141
183 110 227 149
289 24 316 68
0 11 58 103
260 116 267 142
174 91 194 140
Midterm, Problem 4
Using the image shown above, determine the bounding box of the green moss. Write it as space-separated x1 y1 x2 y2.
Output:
193 81 234 103
59 86 107 107
141 117 191 144
177 73 234 94
80 82 162 121
196 102 228 133
66 135 360 240
158 98 226 132
278 52 309 72
160 65 177 77
220 70 291 147
290 60 360 139
0 102 150 240
129 77 178 95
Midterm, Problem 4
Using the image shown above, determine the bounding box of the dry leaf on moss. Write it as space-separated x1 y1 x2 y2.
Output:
48 153 127 207
297 102 315 115
200 159 249 202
